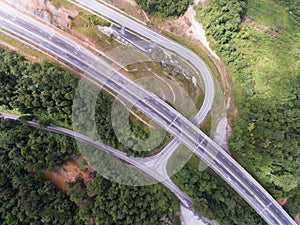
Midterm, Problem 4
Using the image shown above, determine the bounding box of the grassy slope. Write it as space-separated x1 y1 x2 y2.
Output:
194 0 300 222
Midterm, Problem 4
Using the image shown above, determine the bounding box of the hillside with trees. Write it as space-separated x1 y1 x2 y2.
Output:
0 119 83 224
196 0 300 220
0 118 179 224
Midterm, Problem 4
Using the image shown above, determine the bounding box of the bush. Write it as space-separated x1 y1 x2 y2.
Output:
136 0 189 17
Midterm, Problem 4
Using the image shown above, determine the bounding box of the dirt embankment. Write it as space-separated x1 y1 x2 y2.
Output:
277 197 288 207
6 0 77 27
104 0 150 23
295 213 300 225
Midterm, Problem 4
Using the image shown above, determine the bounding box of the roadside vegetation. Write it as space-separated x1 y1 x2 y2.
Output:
70 10 119 51
126 60 204 109
195 0 300 222
0 49 180 224
0 32 54 63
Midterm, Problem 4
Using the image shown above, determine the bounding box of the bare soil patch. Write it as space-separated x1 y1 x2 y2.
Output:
295 213 300 225
44 155 93 190
277 197 288 207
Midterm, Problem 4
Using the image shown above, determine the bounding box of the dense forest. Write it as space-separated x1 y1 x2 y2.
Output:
135 0 190 17
196 0 300 220
0 50 77 126
0 49 179 224
66 174 180 224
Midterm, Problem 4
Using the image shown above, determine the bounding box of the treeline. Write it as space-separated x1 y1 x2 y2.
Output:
196 0 300 220
0 119 75 172
135 0 190 17
0 50 78 126
196 0 247 70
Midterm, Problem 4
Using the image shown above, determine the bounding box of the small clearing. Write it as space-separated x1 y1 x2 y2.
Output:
44 155 93 190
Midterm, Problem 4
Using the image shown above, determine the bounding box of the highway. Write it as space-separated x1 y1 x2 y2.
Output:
0 2 296 224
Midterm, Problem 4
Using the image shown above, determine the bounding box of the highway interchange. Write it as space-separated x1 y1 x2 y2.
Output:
0 1 296 224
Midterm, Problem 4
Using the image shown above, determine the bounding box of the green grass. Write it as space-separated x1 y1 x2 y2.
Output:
246 0 287 30
237 0 300 100
166 144 193 177
245 1 300 213
51 0 73 9
0 32 51 62
233 0 300 216
193 0 300 221
161 30 232 135
126 59 204 111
